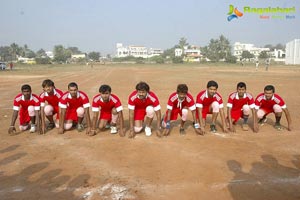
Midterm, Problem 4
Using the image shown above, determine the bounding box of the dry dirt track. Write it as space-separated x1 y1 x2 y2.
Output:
0 63 300 200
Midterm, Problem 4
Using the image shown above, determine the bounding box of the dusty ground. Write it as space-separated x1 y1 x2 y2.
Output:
0 63 299 200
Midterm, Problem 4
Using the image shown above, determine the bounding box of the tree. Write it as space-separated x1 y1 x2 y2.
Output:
67 47 81 54
202 35 232 62
0 46 12 61
88 52 100 61
53 45 71 63
36 49 47 58
149 55 164 64
275 43 285 50
9 43 20 61
178 37 189 49
259 51 269 59
241 51 254 60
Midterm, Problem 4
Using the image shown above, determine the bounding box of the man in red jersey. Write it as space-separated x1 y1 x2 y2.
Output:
39 79 63 134
226 82 255 132
58 82 91 134
195 80 227 134
253 85 292 132
8 84 41 134
161 84 202 136
91 84 125 137
128 81 162 138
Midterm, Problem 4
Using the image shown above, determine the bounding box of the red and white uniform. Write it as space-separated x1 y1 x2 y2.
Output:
92 94 123 120
59 91 90 121
254 93 286 114
13 93 40 125
39 88 63 117
227 92 255 121
195 90 224 119
128 91 161 120
165 92 196 120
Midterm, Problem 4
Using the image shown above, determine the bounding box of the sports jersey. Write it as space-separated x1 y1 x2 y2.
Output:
167 92 196 111
13 93 40 124
128 91 161 111
195 90 224 118
39 88 63 107
227 92 255 111
59 91 90 121
254 93 286 113
92 93 123 120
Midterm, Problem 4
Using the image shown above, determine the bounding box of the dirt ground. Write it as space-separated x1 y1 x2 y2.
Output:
0 63 300 200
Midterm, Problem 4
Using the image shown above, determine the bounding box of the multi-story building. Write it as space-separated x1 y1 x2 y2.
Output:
233 42 269 59
285 39 300 65
175 45 201 62
116 43 163 58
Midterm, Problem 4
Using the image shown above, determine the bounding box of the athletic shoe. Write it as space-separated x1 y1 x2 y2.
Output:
77 123 84 132
110 126 118 134
145 126 152 136
30 124 36 133
46 122 55 130
242 123 249 131
274 122 282 131
258 116 267 126
179 127 185 135
210 124 217 133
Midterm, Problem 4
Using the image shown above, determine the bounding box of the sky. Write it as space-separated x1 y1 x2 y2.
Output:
0 0 299 55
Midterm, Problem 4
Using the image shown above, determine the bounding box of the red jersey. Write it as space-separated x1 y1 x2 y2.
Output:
128 91 161 111
195 90 224 109
92 93 123 113
59 91 90 110
227 92 255 111
39 88 63 107
13 93 40 111
254 93 286 110
167 92 196 111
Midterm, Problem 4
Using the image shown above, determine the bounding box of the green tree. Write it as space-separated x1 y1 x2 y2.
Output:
178 37 189 49
36 49 47 58
149 55 164 64
53 45 71 63
241 51 254 59
259 51 269 59
202 35 232 62
67 47 81 54
0 46 12 61
88 52 100 61
9 43 20 61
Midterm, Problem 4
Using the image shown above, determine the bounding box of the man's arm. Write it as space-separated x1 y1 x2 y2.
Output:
8 110 18 134
253 109 259 133
283 108 292 131
35 110 41 134
219 108 228 133
40 106 46 134
84 108 91 135
118 111 125 137
128 109 135 138
155 109 162 137
58 108 66 134
163 109 171 136
90 111 99 136
226 107 235 132
191 110 204 135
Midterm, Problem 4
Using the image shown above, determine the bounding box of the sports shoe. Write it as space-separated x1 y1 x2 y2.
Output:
242 123 249 131
30 124 36 133
179 127 185 135
110 126 118 134
258 116 267 126
145 126 152 136
274 122 282 131
46 122 55 130
210 124 217 133
77 123 84 132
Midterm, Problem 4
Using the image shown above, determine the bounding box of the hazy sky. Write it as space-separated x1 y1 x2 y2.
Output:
1 0 299 55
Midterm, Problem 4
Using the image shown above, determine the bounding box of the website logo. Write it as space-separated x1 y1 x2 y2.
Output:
227 5 243 21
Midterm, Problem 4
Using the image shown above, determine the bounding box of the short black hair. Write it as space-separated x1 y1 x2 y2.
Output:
99 84 111 93
42 79 55 88
136 81 150 92
237 82 246 89
68 82 78 89
21 84 31 91
207 80 218 89
264 85 275 93
177 84 188 94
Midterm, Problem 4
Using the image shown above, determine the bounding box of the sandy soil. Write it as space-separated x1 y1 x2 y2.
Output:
0 63 300 200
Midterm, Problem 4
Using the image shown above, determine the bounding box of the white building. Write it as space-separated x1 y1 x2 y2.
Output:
45 51 54 59
175 48 183 57
116 43 163 58
233 42 269 59
285 39 300 65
